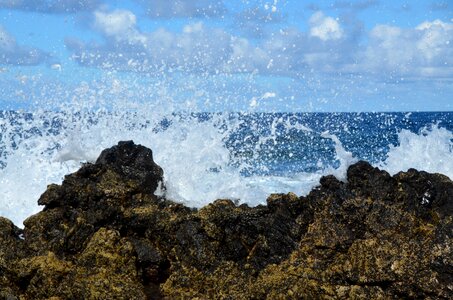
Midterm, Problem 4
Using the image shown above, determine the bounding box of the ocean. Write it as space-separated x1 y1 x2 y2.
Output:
1 110 453 226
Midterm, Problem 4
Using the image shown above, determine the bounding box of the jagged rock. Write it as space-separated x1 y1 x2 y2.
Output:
0 141 451 299
96 140 164 194
0 217 23 298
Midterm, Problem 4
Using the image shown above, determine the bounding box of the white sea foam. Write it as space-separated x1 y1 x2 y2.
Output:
379 125 453 178
0 112 453 229
321 131 358 181
0 108 319 226
1 105 452 227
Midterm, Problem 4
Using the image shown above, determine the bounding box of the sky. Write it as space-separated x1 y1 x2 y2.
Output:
0 0 452 112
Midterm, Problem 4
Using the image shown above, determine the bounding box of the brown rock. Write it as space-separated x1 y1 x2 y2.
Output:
0 144 451 299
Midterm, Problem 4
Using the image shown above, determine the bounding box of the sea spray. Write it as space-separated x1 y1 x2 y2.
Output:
380 125 453 178
1 109 453 226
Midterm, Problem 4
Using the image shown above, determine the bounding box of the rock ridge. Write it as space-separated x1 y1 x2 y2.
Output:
0 141 452 299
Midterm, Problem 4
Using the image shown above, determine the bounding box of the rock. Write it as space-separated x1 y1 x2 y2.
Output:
0 145 451 299
96 140 164 194
0 217 23 298
16 230 146 299
347 160 396 201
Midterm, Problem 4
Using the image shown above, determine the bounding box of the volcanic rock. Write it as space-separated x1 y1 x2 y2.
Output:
96 140 164 194
0 141 452 299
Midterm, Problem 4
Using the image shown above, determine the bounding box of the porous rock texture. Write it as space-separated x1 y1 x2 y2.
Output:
0 141 452 299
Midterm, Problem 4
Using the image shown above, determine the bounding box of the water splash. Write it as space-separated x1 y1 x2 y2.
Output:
1 96 452 227
379 125 453 178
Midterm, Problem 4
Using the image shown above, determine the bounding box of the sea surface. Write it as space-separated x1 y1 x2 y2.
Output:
1 110 453 226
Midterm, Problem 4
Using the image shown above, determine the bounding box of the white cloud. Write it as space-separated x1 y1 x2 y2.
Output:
94 10 137 37
67 9 453 79
416 19 453 31
0 25 50 65
67 10 355 75
227 36 270 72
93 10 147 44
416 19 453 63
364 24 413 72
145 22 232 72
68 11 233 73
309 11 344 41
362 19 453 77
370 24 402 40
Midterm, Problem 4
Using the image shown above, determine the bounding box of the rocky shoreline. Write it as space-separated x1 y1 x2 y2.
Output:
1 141 452 299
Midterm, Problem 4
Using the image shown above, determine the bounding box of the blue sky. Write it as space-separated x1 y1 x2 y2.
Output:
0 0 452 111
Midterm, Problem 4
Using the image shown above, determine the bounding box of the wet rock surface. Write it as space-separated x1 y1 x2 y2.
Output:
0 141 452 299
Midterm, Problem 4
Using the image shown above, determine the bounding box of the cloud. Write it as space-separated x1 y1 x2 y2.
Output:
66 9 453 80
65 10 350 75
134 0 226 18
416 20 453 64
0 25 50 65
93 10 147 44
309 11 344 41
67 9 358 77
67 10 233 73
0 0 101 13
360 19 453 77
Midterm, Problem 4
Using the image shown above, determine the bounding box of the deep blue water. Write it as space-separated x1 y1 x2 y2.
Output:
222 112 453 175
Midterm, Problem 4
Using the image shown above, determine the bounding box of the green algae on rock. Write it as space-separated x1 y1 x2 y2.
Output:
0 141 452 299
